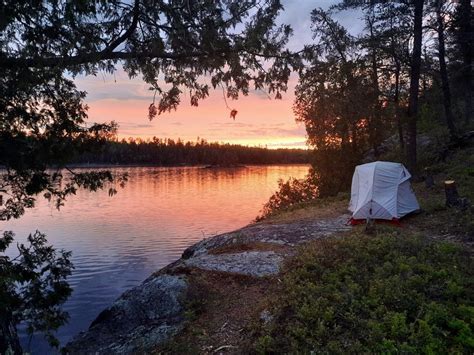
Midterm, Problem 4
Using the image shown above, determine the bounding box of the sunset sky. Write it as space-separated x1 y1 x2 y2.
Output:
75 1 361 149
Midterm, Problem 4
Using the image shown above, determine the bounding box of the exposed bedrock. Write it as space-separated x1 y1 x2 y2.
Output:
65 274 188 354
66 215 350 353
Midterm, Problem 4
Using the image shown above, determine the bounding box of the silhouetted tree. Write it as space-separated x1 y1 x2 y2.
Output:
451 0 473 124
0 0 294 351
73 137 308 166
295 8 370 195
405 0 425 173
432 0 456 136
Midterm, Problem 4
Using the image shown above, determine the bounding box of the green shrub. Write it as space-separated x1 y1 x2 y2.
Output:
256 233 473 354
257 173 319 220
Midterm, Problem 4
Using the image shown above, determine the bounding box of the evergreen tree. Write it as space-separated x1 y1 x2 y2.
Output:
0 1 293 351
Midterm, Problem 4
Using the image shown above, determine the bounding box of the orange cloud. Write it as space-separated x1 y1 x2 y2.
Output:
76 71 307 149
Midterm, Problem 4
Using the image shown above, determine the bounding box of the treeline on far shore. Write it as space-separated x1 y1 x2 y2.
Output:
72 137 310 166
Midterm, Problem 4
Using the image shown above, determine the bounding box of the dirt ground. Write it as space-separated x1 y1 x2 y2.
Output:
157 268 279 354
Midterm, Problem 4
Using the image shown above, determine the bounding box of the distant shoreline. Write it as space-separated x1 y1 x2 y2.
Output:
61 162 311 169
0 163 311 171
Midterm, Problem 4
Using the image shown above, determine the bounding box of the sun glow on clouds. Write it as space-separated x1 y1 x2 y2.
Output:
73 1 358 150
76 70 308 149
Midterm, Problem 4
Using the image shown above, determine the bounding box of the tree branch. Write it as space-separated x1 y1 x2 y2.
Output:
0 47 299 70
102 0 140 55
0 49 216 68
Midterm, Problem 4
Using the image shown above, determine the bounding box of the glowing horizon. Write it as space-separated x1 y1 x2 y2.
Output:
77 70 309 150
73 1 361 150
113 135 310 150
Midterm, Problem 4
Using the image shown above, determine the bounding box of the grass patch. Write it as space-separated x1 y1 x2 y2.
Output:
254 231 474 354
258 192 349 225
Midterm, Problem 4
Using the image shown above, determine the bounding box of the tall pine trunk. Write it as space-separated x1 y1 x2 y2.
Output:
460 0 472 124
369 19 382 157
407 0 424 173
389 18 404 150
436 0 456 136
394 62 404 149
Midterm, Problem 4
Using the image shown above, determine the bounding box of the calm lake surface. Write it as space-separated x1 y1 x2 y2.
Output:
3 165 309 353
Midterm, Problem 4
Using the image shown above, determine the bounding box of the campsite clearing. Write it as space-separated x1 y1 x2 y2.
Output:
157 167 473 353
158 146 474 353
68 147 474 354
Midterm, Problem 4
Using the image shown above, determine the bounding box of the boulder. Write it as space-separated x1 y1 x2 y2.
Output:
65 274 187 354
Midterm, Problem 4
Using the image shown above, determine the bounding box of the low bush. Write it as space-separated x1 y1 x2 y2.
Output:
255 232 474 354
257 173 319 220
257 145 361 221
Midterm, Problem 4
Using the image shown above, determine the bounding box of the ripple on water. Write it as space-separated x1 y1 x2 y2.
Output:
3 165 309 353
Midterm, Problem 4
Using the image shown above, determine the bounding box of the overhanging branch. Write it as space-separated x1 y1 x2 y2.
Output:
0 50 219 69
0 48 298 70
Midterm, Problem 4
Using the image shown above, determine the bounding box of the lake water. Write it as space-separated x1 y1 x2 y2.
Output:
2 165 309 353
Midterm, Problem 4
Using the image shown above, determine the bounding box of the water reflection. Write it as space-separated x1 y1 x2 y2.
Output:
2 165 308 353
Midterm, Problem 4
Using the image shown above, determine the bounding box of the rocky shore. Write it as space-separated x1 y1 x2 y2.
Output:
65 139 474 354
65 210 350 353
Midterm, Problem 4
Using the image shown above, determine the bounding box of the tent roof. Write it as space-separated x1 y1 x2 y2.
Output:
354 161 411 183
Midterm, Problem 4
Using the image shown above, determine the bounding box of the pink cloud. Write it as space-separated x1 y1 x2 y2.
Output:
76 71 306 149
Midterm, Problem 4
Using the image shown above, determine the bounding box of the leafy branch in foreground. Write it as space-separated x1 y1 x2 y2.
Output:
1 0 298 116
1 1 295 352
0 231 73 352
0 169 128 221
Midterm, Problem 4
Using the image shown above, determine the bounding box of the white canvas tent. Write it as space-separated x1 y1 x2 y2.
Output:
349 161 419 221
